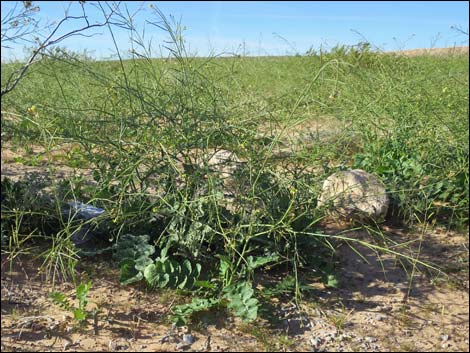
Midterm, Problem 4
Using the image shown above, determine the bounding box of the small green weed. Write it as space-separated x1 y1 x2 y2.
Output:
49 280 94 325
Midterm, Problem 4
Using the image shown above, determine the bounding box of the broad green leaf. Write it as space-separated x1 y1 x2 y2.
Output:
245 306 258 321
160 273 170 288
195 263 202 276
177 275 188 289
120 259 143 285
246 254 280 271
182 259 192 274
135 256 154 271
143 263 161 288
76 281 91 310
219 256 231 279
171 297 220 326
223 281 259 322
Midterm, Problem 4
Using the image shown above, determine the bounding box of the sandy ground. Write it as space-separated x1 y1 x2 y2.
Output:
1 225 468 352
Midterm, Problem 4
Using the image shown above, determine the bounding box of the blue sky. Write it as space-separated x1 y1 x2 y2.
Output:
1 1 468 60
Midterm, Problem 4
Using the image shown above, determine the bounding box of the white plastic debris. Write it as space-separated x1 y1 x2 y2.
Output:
66 201 105 220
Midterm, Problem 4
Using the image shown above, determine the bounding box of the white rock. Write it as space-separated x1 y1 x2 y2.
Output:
318 169 389 222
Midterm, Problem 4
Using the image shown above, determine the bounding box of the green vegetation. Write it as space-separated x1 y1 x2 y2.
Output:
1 6 468 327
49 280 94 325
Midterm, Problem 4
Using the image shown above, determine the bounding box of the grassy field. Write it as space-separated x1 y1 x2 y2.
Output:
1 24 469 351
2 44 468 225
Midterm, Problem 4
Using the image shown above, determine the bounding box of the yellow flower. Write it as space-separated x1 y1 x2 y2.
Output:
289 186 297 196
27 105 37 115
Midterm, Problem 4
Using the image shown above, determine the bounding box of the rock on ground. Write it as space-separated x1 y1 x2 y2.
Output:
318 169 389 222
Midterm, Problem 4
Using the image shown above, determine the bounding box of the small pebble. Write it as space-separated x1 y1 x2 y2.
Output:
371 343 381 351
440 334 450 342
109 340 116 350
365 336 378 343
325 335 335 343
403 330 413 337
176 342 191 350
375 314 385 321
310 337 322 348
160 335 170 344
182 334 195 344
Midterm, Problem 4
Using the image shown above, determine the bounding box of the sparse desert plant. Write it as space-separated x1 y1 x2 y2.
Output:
1 2 467 330
49 280 94 325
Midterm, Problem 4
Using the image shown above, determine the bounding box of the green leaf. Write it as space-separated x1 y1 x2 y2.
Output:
246 254 279 271
143 255 201 290
245 306 258 321
241 286 254 301
120 259 143 285
114 234 155 261
171 297 220 326
114 234 156 286
135 256 154 272
76 281 91 296
143 263 160 288
159 240 172 261
223 282 259 322
177 275 188 289
194 280 215 289
160 273 170 288
326 274 340 288
182 259 192 274
49 292 71 311
76 281 91 310
261 275 296 297
73 309 87 322
219 256 231 279
195 263 202 276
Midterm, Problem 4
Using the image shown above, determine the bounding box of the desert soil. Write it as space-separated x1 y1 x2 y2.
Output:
1 225 468 352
